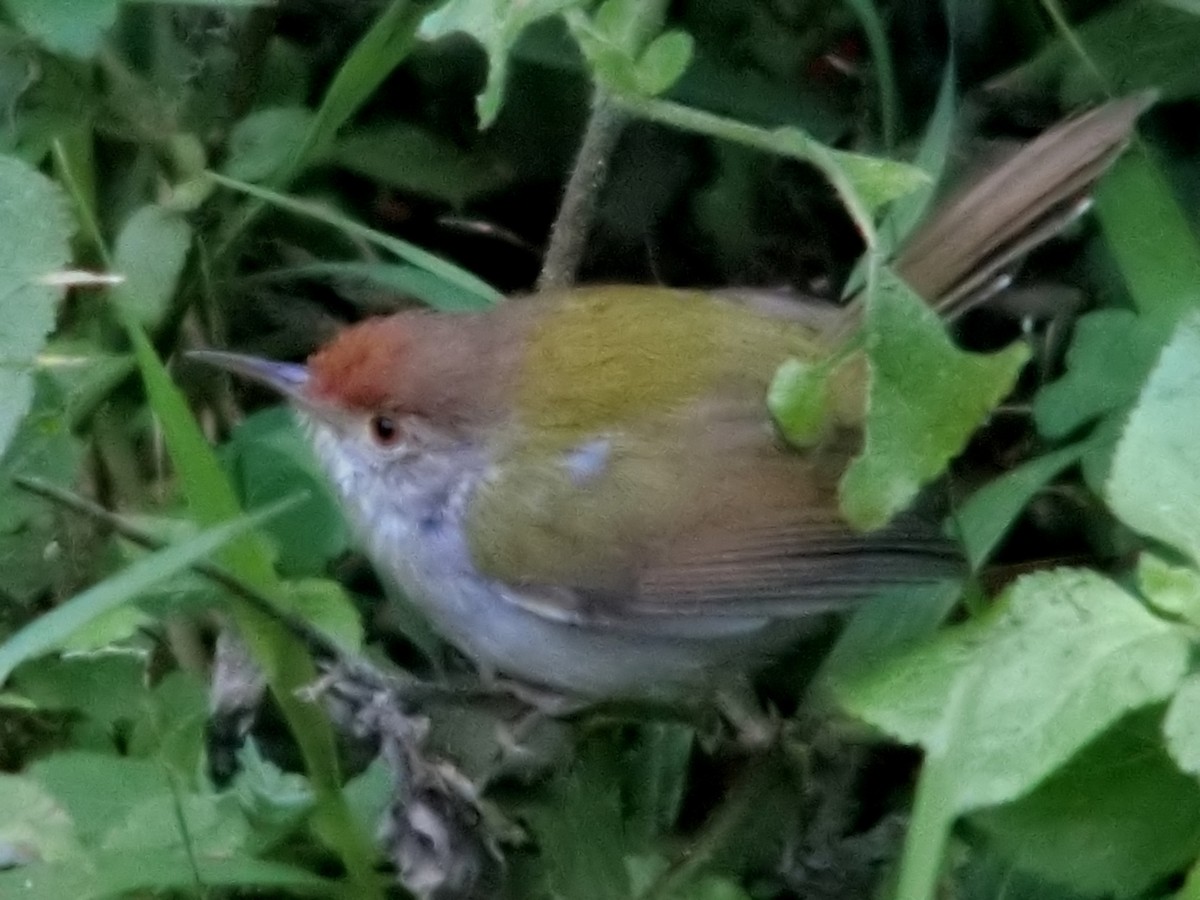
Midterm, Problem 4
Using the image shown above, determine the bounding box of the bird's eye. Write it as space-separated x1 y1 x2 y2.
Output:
369 415 401 447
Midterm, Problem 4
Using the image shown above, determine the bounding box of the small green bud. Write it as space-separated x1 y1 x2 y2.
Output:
767 357 831 449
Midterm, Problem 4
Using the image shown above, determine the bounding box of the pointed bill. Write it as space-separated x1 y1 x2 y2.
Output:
187 350 310 404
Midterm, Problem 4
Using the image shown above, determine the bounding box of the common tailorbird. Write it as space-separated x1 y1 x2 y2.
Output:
193 95 1146 702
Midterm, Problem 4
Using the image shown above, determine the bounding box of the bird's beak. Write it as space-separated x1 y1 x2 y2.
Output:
187 350 311 405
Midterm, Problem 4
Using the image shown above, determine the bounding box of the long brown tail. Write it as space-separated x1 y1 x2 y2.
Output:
894 92 1153 315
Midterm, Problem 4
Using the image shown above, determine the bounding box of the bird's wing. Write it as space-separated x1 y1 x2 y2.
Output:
464 402 960 628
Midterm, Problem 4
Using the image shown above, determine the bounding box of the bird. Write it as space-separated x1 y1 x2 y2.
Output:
192 95 1147 704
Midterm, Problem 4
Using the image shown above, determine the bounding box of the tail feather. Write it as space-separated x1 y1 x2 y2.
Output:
894 92 1153 316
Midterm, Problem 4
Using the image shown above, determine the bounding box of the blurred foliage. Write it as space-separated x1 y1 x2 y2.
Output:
1 0 1200 898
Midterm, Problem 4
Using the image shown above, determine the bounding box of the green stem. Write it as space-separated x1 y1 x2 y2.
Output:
893 757 956 900
613 94 877 247
539 0 671 291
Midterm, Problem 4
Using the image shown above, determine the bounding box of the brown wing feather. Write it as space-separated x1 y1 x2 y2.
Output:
469 397 960 627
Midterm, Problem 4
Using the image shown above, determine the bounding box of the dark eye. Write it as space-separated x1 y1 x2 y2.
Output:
369 415 401 446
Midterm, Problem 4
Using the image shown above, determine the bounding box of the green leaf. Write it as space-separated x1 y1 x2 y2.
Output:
5 0 119 60
0 154 74 455
209 171 502 307
531 739 630 900
0 497 298 684
259 261 496 312
1095 148 1200 322
1138 553 1200 624
281 579 364 652
110 204 192 331
994 0 1200 104
1108 311 1200 563
622 723 693 844
126 671 208 781
331 123 513 207
1032 309 1166 439
840 265 1028 529
0 773 82 863
285 0 426 179
0 377 84 604
0 849 334 899
1165 674 1200 778
820 579 962 688
102 792 250 857
973 709 1200 899
767 357 831 449
11 653 147 737
836 568 1188 811
223 106 315 183
953 441 1090 570
633 31 693 96
223 406 348 577
419 0 585 127
232 741 315 836
30 752 164 844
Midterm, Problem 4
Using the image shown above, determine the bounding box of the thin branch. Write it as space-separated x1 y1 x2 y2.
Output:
538 0 671 291
537 92 628 292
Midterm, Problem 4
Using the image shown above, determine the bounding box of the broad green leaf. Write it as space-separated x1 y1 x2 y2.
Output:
1138 553 1200 624
331 123 513 207
126 671 208 781
5 0 118 59
1108 311 1200 563
0 774 81 863
11 654 146 736
223 406 348 576
1165 673 1200 778
0 497 298 684
0 154 73 455
209 172 502 306
101 793 249 856
836 568 1188 811
767 357 831 449
953 441 1090 569
1033 309 1166 439
30 753 164 845
1095 148 1200 322
419 0 585 127
973 709 1200 898
840 265 1028 529
110 204 192 331
223 106 315 183
531 739 630 900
